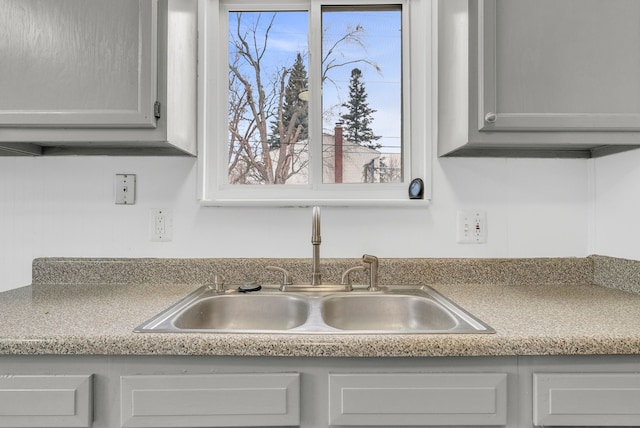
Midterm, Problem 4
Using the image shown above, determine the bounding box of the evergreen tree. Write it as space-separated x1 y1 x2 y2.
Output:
269 53 308 149
340 68 381 149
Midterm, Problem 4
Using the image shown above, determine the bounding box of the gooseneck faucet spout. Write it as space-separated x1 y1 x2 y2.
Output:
265 206 380 292
311 206 322 285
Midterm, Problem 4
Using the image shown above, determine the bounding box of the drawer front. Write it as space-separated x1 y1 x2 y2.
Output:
121 373 299 427
0 374 92 428
329 373 508 426
534 373 640 426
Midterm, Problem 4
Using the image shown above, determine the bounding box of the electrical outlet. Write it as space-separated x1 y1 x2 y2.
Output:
457 210 486 244
150 209 173 242
115 174 136 205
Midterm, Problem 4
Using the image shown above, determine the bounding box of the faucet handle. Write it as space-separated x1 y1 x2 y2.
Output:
340 266 365 291
266 266 293 287
211 273 225 293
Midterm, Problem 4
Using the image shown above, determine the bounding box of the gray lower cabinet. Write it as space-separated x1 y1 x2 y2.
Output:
2 355 640 428
533 373 640 427
0 375 92 428
329 373 508 426
120 373 300 427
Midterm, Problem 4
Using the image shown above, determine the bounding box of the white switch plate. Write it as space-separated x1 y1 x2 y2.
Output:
457 210 486 244
115 174 136 205
150 209 173 242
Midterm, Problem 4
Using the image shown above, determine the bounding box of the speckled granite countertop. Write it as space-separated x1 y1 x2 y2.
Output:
0 256 638 357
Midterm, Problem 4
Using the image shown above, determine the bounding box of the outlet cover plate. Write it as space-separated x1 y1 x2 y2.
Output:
457 210 486 244
150 209 173 242
115 174 136 205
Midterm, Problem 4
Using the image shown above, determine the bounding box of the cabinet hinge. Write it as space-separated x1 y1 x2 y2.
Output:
154 101 161 119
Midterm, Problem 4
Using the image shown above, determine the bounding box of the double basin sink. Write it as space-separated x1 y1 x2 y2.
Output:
135 285 494 334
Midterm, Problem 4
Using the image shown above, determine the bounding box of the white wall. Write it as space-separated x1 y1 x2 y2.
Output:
593 148 640 260
0 152 591 292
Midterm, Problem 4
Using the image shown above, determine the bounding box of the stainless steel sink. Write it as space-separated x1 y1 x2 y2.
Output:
173 294 310 331
134 285 494 334
320 295 458 331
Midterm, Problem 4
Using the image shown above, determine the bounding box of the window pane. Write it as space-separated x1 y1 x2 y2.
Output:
227 11 309 185
322 7 402 184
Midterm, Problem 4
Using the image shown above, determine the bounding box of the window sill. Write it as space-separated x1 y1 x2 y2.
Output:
199 198 431 208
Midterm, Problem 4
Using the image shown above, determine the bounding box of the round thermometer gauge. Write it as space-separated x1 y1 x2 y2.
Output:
408 178 424 200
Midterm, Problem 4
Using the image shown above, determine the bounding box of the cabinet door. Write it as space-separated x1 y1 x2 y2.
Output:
533 373 640 426
0 0 157 128
120 373 300 427
0 375 92 428
329 373 508 426
478 0 640 132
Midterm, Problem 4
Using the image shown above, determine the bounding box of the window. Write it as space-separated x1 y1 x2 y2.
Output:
198 0 434 206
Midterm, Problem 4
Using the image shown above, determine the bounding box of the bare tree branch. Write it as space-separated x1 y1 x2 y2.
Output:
227 12 379 185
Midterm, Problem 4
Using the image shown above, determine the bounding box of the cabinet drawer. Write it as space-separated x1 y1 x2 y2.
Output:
329 373 507 426
0 374 92 428
120 373 299 427
534 373 640 426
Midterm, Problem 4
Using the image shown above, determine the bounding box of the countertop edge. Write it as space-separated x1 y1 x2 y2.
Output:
1 334 639 357
0 256 636 357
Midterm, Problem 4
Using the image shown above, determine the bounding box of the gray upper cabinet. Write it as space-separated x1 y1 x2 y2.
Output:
439 0 640 158
0 0 196 156
0 1 157 129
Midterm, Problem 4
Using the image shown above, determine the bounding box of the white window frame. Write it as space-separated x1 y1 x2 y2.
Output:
197 0 435 206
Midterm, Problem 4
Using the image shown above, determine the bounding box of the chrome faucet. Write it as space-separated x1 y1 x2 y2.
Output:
265 206 380 292
311 206 322 285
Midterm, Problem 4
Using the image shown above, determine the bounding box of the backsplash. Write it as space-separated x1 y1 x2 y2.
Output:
592 255 640 294
32 257 594 288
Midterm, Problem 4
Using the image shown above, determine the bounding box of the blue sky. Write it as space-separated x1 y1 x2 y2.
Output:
230 9 402 154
